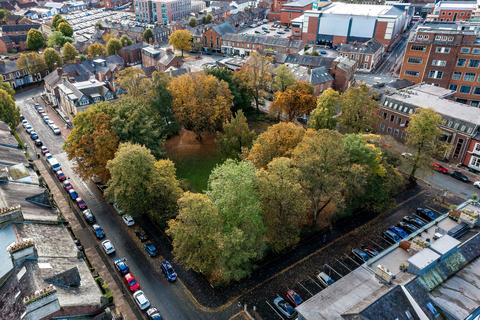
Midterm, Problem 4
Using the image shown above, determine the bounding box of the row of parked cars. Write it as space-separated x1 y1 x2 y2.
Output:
382 208 438 243
432 162 480 187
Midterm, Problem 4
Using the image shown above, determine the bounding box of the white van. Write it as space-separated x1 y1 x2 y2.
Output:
47 157 61 172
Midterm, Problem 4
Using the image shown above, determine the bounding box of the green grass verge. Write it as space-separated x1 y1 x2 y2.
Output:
172 151 223 192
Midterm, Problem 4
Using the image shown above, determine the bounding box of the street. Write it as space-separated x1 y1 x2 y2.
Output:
16 88 240 320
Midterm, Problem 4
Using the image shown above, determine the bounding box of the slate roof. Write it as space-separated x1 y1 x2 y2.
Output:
222 33 303 49
62 63 94 82
212 22 236 36
338 39 383 55
120 42 148 52
0 23 40 33
43 68 63 87
0 1 15 10
0 59 20 74
45 267 81 288
276 53 335 68
0 34 27 45
311 66 333 85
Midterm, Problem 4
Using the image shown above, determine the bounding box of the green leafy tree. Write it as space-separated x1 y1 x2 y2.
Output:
17 52 47 74
47 31 72 48
0 82 15 98
168 29 192 57
64 102 119 182
106 37 122 55
167 192 223 277
272 64 295 92
57 21 73 37
308 88 340 130
116 67 152 98
406 108 445 180
202 14 212 24
0 9 9 23
26 29 45 50
43 48 62 71
217 110 255 159
151 71 178 136
143 28 154 43
257 157 310 252
247 122 304 168
51 14 65 29
62 42 78 62
338 84 378 133
0 89 20 129
207 159 265 284
120 35 133 47
87 43 106 58
188 17 197 27
206 66 252 111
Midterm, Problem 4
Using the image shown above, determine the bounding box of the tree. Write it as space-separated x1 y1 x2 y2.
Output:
151 71 179 136
51 14 65 29
168 29 192 57
106 37 122 55
57 21 73 37
168 73 232 139
406 108 444 180
167 192 223 277
257 157 309 252
120 35 132 47
47 31 72 48
17 52 47 74
207 160 265 283
308 88 340 130
202 14 212 24
270 81 316 121
338 84 378 133
62 42 78 62
217 110 255 159
64 102 119 182
87 43 106 58
143 28 154 43
247 122 304 168
26 29 45 50
115 67 152 98
0 82 15 98
272 64 295 92
43 48 62 71
234 52 273 110
0 9 9 23
292 129 349 226
0 89 20 129
188 17 197 27
206 66 252 111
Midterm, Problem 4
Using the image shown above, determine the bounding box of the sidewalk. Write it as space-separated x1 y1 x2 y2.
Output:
35 159 139 320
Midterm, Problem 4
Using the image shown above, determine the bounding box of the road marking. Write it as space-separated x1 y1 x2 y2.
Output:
324 263 343 278
334 258 352 272
307 276 323 289
81 180 94 196
297 281 313 297
265 300 285 320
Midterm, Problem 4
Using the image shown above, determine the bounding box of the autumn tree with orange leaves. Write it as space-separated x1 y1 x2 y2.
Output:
270 81 317 121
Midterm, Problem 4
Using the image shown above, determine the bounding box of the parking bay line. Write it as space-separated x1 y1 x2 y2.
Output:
265 300 286 320
297 281 313 297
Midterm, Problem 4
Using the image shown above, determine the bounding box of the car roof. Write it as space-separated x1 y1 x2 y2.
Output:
124 273 134 280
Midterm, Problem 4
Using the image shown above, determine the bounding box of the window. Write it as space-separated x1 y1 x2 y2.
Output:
405 70 419 77
474 87 480 95
461 47 471 54
449 84 458 91
432 60 446 66
411 45 426 51
435 35 454 41
457 58 466 66
474 143 480 153
470 156 480 168
470 59 480 67
452 71 462 80
383 112 387 119
435 47 451 53
390 115 395 122
473 48 480 55
428 70 443 79
460 85 471 93
464 72 476 81
408 57 422 64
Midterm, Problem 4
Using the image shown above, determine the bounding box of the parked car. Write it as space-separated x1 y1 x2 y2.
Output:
317 272 335 286
68 189 78 200
92 224 105 239
133 291 151 310
361 245 379 257
320 50 327 55
161 260 177 282
451 170 470 182
43 116 50 124
416 208 438 221
34 139 43 147
63 180 73 191
101 239 115 255
273 296 297 319
122 214 135 227
40 146 49 155
55 170 66 181
401 152 413 158
37 106 44 113
135 229 149 242
124 273 140 292
114 258 129 275
144 243 158 257
25 125 33 134
45 152 53 160
82 209 96 224
432 162 449 174
76 197 88 210
146 307 162 320
474 181 480 189
52 127 61 135
388 226 409 239
383 229 401 243
398 222 418 234
21 120 29 127
352 248 370 262
285 289 303 307
403 215 427 228
47 120 54 127
30 132 38 140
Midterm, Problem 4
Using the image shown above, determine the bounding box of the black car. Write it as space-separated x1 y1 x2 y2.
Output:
34 139 43 147
403 215 427 228
451 170 470 183
135 229 149 242
416 208 438 221
398 222 418 233
352 248 370 262
82 209 96 224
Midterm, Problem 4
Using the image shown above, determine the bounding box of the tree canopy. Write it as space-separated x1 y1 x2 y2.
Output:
87 43 106 58
43 48 62 71
308 88 340 130
143 28 154 43
271 81 316 121
120 35 133 47
168 30 192 57
47 31 72 48
0 89 20 129
26 29 45 50
217 110 255 159
17 52 47 74
272 64 295 92
62 42 78 62
206 66 252 111
338 84 378 133
57 21 73 37
106 37 122 55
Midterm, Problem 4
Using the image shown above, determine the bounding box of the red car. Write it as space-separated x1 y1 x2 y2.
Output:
285 289 303 306
123 273 140 292
56 170 66 181
63 180 73 191
76 197 88 210
432 162 449 174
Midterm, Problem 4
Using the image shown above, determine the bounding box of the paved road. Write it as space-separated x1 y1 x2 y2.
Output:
417 169 479 200
16 89 240 320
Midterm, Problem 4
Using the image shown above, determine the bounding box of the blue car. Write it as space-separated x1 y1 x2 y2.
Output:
273 296 297 319
30 132 38 140
92 224 105 239
161 260 177 282
416 208 438 221
352 248 370 262
114 258 129 275
383 230 401 243
144 243 158 257
389 226 409 239
68 189 78 200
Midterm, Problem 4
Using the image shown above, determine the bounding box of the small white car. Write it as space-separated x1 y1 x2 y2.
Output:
21 120 29 127
401 152 413 159
122 215 135 227
101 239 115 255
474 181 480 189
133 290 151 310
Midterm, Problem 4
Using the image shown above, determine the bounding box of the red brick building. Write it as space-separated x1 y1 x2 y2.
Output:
0 23 40 54
202 22 235 52
278 0 314 25
427 1 476 22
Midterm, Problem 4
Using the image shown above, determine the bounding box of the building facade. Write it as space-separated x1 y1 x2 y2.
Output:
134 0 191 24
202 22 235 52
427 1 476 22
221 33 303 55
337 39 384 72
57 79 115 115
0 59 45 89
400 21 480 106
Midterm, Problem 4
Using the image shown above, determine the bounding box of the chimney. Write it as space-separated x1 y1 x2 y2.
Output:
0 205 23 226
7 238 37 266
22 285 60 320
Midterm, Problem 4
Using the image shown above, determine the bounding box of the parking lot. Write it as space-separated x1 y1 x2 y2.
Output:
240 186 462 320
240 21 292 39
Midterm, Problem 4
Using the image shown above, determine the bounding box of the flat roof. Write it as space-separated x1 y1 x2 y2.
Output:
283 0 314 7
437 1 477 9
408 248 440 270
321 2 397 17
429 234 460 255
